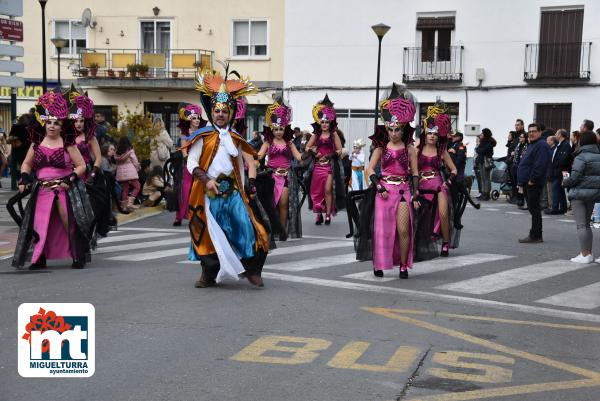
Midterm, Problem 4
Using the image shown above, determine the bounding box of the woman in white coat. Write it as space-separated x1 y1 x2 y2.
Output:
150 117 173 168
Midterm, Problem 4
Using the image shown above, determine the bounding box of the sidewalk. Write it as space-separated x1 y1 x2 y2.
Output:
0 177 167 259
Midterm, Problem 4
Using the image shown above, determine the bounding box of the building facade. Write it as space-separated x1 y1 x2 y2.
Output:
284 0 600 155
9 0 284 139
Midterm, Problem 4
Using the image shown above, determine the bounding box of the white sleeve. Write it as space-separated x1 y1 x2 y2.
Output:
186 138 203 174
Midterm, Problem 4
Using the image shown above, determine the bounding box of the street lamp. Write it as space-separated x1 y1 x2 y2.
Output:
371 23 390 129
39 0 48 92
51 37 68 88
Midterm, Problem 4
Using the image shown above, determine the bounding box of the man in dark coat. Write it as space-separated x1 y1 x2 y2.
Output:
545 129 571 214
517 123 550 243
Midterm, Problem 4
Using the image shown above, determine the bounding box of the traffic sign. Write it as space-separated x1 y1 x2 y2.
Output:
0 18 22 41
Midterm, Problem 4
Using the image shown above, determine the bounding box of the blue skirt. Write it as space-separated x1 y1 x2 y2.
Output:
209 190 256 259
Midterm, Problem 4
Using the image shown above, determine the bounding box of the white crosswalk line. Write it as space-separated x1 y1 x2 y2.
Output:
98 232 175 244
269 241 353 256
266 253 359 272
536 282 600 310
342 253 514 282
115 227 189 233
557 219 575 223
505 211 525 215
435 260 592 295
96 237 189 254
108 247 189 261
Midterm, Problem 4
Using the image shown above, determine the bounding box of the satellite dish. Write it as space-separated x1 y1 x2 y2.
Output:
81 8 96 28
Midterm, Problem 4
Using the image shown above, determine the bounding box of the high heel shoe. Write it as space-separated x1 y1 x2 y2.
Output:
28 255 47 270
399 265 408 279
315 213 323 225
373 268 383 277
324 214 331 225
441 242 449 257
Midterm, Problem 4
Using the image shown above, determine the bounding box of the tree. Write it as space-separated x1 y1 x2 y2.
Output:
108 104 159 161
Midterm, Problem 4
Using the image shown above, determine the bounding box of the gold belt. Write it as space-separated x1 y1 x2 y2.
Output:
274 168 289 177
316 158 330 165
419 171 438 180
351 166 364 171
39 179 64 189
382 175 408 185
207 174 238 199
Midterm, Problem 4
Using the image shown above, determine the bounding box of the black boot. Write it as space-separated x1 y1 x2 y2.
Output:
71 259 85 269
28 255 47 270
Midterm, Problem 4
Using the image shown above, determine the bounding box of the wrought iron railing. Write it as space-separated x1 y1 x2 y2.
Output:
524 42 591 81
403 46 463 83
72 48 214 79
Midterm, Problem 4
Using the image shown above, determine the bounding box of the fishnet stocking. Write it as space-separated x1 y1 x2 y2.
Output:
396 201 411 264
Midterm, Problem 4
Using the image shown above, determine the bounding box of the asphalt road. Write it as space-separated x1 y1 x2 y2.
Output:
1 199 599 401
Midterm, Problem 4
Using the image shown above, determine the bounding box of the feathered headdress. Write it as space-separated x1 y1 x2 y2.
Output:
178 103 203 121
28 89 72 145
353 138 366 149
312 94 336 124
62 84 97 140
232 97 248 137
369 84 416 147
422 100 451 138
263 96 293 142
195 60 257 125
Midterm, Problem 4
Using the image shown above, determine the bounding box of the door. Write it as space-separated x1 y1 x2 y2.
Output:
538 9 583 79
141 21 171 75
144 102 179 143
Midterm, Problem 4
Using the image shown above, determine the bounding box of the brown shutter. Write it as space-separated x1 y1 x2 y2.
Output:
535 104 572 132
416 17 455 30
538 9 584 78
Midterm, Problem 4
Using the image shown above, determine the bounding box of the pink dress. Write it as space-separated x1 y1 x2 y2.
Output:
75 135 92 180
267 142 292 206
373 147 414 270
418 152 448 236
31 146 74 263
310 135 336 214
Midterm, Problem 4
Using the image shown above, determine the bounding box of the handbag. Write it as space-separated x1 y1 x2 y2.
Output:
484 157 494 170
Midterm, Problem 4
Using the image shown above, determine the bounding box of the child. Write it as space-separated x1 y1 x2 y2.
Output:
142 165 165 207
115 137 140 212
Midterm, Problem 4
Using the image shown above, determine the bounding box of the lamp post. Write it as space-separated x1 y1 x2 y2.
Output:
51 37 68 88
371 23 390 129
39 0 48 92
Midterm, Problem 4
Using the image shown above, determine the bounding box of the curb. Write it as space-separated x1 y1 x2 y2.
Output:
116 204 166 226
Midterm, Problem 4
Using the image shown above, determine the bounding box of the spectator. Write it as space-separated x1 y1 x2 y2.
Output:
512 132 528 207
475 128 497 201
505 131 518 202
292 127 303 152
142 165 165 207
115 137 140 212
562 131 600 263
448 132 467 182
0 129 8 185
7 113 31 190
515 118 526 138
580 119 594 134
544 129 571 215
249 131 263 152
517 123 550 243
94 111 113 145
545 136 557 210
100 143 116 175
149 117 173 168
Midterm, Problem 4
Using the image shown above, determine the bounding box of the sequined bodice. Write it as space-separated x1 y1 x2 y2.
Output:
32 145 68 170
381 147 410 176
316 135 335 156
267 142 291 168
418 153 441 172
76 139 92 164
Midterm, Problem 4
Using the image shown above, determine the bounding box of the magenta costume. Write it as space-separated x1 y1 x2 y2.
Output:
176 135 193 222
373 147 415 270
310 135 337 214
267 142 292 206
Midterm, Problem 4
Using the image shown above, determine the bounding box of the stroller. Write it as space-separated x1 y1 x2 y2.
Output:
490 156 513 200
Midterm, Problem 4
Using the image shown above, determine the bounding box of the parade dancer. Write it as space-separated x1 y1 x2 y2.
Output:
351 139 366 191
64 86 115 237
416 101 458 259
12 90 94 269
305 94 345 225
257 97 303 241
173 103 205 226
364 84 420 279
185 64 269 288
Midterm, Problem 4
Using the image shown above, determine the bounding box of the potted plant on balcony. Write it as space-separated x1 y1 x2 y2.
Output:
171 70 179 78
127 63 138 79
79 67 89 77
107 69 115 78
89 62 100 77
138 63 149 78
118 70 126 78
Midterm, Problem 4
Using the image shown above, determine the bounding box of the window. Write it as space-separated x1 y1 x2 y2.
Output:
535 103 572 132
417 16 455 62
53 20 86 56
232 20 268 57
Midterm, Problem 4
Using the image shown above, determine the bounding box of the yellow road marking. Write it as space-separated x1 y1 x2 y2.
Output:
429 351 514 383
327 342 420 373
363 307 600 400
386 308 600 332
230 335 331 365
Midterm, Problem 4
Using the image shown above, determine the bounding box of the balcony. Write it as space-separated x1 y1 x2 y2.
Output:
403 46 463 84
73 48 214 88
524 42 591 83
